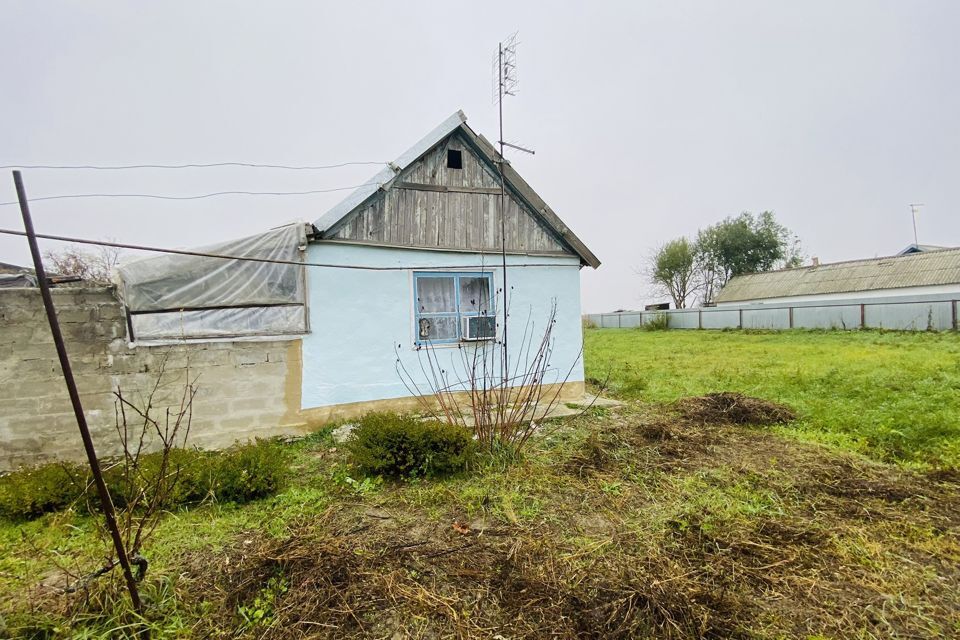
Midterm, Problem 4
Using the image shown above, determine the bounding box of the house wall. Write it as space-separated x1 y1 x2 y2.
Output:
327 132 571 256
300 242 585 420
0 286 306 471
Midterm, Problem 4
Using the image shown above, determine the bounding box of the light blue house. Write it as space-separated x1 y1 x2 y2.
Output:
119 111 599 427
299 111 600 422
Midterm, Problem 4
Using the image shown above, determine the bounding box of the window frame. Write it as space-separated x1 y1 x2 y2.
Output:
413 271 495 346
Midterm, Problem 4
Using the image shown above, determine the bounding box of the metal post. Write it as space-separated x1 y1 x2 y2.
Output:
860 303 866 329
788 306 794 329
497 41 509 387
12 171 143 614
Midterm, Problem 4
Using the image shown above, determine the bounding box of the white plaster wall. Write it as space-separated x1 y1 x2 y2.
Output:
301 243 584 409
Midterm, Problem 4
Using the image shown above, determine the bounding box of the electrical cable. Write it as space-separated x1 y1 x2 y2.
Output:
0 183 381 207
0 161 389 171
0 227 579 272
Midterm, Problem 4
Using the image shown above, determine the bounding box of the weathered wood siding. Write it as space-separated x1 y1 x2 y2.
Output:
328 134 572 256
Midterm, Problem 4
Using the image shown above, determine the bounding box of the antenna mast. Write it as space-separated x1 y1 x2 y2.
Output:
492 32 530 387
909 203 924 246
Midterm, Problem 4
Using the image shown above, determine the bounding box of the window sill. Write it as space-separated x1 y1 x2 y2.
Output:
413 338 496 350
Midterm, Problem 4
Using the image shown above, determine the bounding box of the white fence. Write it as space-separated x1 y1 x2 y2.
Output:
585 295 960 332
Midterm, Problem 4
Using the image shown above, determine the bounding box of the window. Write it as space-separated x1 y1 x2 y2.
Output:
414 272 494 344
446 149 463 169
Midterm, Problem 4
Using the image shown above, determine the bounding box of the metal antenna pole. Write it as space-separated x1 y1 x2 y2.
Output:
909 203 924 246
12 171 143 615
498 41 509 388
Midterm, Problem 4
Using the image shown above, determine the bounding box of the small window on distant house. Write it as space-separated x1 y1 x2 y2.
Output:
414 272 494 344
446 149 463 169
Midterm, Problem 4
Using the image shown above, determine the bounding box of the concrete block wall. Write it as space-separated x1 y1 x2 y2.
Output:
586 297 959 333
0 286 304 470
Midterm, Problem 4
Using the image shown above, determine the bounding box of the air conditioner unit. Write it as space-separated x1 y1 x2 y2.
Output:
461 315 496 341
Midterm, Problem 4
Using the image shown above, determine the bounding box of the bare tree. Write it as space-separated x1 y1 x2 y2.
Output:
43 243 123 282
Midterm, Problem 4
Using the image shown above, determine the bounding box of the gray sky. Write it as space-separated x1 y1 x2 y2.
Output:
1 1 958 312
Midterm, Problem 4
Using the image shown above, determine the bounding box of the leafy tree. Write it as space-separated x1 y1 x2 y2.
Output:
694 211 802 303
648 237 697 309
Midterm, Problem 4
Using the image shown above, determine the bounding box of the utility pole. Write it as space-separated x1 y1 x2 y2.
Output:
12 171 144 616
909 203 924 246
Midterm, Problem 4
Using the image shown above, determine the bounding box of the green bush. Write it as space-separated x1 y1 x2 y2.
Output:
214 441 290 502
0 462 88 519
0 440 290 521
99 448 219 510
346 412 475 479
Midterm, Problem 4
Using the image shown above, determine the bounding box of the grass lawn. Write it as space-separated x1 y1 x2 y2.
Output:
0 329 958 638
585 328 960 470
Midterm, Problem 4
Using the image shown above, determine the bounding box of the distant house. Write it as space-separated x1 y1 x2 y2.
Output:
897 244 949 256
0 261 31 275
713 247 960 306
0 262 35 289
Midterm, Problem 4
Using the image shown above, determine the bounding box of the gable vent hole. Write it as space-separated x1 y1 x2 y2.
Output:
447 149 463 169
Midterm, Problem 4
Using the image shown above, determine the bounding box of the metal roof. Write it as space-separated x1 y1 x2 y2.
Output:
312 110 600 268
713 247 960 303
897 243 948 255
0 261 32 275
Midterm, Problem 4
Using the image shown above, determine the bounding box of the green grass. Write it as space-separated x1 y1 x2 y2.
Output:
585 328 960 469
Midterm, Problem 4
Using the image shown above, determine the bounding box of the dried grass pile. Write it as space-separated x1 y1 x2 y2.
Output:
181 509 751 639
674 393 795 426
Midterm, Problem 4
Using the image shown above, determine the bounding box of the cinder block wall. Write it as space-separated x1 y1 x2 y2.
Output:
0 286 305 471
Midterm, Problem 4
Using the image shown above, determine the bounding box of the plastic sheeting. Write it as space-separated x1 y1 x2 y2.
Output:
117 224 308 340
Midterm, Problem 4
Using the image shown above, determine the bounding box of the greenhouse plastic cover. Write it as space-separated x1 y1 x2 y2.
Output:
117 224 308 340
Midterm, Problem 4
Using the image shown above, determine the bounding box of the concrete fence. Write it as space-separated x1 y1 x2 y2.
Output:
0 286 307 470
585 296 960 332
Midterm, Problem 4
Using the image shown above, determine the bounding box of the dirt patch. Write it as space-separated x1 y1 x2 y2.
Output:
562 429 618 476
674 393 795 427
184 510 747 639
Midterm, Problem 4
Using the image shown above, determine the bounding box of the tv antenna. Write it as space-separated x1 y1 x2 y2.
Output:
491 32 534 387
909 203 924 246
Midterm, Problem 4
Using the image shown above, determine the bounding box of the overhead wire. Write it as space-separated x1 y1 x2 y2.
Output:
0 161 390 170
0 228 579 272
0 182 382 207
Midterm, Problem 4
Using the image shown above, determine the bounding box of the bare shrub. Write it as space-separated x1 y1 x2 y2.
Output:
397 299 585 456
68 353 198 593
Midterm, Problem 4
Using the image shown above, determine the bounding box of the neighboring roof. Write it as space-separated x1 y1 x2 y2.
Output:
313 110 600 268
0 261 32 275
897 243 949 255
0 273 38 288
714 247 960 303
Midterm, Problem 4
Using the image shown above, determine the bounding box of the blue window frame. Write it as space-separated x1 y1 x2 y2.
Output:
413 272 494 345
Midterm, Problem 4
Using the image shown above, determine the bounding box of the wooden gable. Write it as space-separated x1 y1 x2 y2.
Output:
325 132 574 256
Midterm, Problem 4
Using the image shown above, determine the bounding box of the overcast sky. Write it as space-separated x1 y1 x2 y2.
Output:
1 1 958 312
